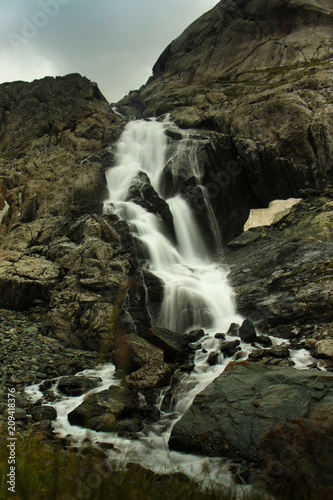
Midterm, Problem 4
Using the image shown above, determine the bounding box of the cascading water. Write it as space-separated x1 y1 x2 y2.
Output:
104 119 239 334
25 118 296 494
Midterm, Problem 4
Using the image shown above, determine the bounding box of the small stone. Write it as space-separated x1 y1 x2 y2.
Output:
207 351 220 366
268 345 290 358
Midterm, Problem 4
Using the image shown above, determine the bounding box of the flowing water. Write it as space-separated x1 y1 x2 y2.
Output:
25 118 315 492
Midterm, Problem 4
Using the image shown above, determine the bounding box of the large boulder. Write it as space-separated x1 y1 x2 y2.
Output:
169 362 333 495
112 333 164 374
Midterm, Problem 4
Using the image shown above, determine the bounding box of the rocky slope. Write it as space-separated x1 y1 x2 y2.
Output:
0 74 157 352
0 1 332 497
118 0 333 241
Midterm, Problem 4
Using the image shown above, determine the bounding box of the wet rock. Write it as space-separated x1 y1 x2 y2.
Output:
57 376 102 396
219 340 241 358
183 329 205 344
255 335 273 348
214 332 226 341
207 351 220 366
141 326 187 362
248 349 266 362
169 363 333 494
112 334 164 374
125 360 176 390
267 345 290 359
31 405 57 422
239 320 257 343
67 386 138 429
126 171 175 237
227 323 240 336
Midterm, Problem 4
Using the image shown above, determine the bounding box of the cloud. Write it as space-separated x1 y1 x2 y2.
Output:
0 0 218 102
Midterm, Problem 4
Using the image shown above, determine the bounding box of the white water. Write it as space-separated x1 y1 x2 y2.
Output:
24 119 285 494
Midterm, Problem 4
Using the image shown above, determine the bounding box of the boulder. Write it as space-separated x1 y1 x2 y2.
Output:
313 338 333 359
67 386 138 429
125 360 176 390
219 340 241 358
239 319 257 343
112 333 164 374
57 376 102 396
31 405 57 422
169 362 333 494
141 326 187 362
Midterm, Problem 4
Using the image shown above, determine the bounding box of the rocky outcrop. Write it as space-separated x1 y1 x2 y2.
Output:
0 75 162 350
117 0 333 242
169 362 333 496
0 74 124 234
225 195 333 337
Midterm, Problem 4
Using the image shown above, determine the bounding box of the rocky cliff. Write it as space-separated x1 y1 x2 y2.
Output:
0 74 157 352
0 2 333 497
118 0 333 240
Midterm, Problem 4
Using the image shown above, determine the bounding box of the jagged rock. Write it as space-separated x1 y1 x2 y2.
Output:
67 386 138 429
126 171 175 237
0 76 157 350
219 340 241 358
239 319 257 343
57 376 102 396
169 362 333 495
225 197 333 331
125 360 176 390
313 339 333 359
112 333 164 374
141 326 187 362
0 250 60 310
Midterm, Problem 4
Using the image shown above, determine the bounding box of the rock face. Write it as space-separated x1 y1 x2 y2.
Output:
0 75 160 350
118 0 333 241
170 362 333 495
225 195 333 334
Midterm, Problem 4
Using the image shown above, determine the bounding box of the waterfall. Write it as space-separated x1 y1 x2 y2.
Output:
104 118 239 334
26 118 247 491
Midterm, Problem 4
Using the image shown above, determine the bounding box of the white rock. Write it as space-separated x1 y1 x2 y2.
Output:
244 198 302 231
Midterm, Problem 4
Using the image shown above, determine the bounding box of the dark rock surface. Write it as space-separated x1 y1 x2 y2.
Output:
169 362 333 494
225 196 333 336
57 376 102 396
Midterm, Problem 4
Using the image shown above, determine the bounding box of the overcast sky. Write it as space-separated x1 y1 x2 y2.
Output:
0 0 218 103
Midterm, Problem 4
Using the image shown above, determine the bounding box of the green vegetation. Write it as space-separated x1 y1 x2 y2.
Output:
0 424 273 500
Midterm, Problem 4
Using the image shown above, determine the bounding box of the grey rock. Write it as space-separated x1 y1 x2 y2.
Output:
239 319 257 343
31 405 57 422
57 376 101 396
169 362 333 492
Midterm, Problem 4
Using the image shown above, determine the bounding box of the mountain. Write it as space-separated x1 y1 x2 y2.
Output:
118 0 333 237
0 3 333 496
